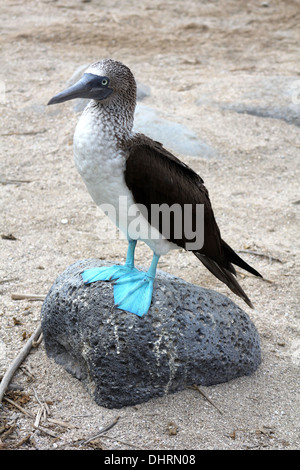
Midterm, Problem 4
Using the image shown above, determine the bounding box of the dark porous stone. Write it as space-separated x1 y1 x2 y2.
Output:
41 259 261 409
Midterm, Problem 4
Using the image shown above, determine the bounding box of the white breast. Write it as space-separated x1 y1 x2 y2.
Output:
73 104 177 256
73 107 124 202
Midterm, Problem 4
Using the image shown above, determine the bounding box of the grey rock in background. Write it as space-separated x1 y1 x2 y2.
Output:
41 259 261 409
133 104 216 157
196 75 300 127
136 82 151 101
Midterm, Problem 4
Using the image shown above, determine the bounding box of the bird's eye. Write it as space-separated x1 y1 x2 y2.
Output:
101 78 109 86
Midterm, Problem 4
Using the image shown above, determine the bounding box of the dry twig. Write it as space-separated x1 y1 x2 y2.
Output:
0 177 31 185
1 130 47 136
79 416 120 445
32 388 72 429
238 249 283 264
3 396 33 418
236 269 274 284
3 396 66 438
11 293 46 301
0 324 42 403
190 384 223 415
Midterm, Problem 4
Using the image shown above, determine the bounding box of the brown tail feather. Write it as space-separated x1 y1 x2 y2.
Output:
222 240 262 278
194 253 255 309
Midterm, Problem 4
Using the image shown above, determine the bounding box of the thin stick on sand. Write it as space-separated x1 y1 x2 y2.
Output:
0 324 42 403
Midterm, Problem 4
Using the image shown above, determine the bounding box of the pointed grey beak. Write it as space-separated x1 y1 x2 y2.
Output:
48 73 112 105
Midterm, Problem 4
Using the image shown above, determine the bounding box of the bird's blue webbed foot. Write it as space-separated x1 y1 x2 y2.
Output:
113 253 159 317
81 264 138 283
81 240 160 317
81 239 138 284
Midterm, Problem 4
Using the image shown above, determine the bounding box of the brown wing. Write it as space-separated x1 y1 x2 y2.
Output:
125 134 223 258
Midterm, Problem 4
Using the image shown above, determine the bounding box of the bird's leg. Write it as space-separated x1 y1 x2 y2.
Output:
113 252 160 317
81 239 138 284
123 238 136 270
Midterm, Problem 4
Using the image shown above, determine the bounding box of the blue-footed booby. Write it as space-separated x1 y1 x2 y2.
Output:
48 58 262 316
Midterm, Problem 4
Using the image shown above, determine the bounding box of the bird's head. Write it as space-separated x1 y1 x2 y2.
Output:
48 58 137 108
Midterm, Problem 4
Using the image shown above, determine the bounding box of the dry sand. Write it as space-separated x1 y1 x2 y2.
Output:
0 0 299 450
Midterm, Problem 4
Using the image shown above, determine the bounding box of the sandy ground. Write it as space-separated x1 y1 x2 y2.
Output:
0 0 299 450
